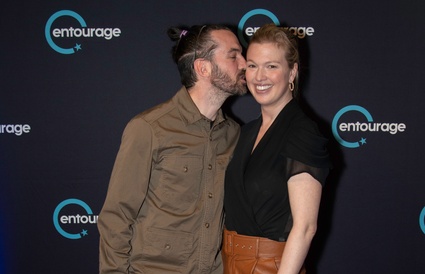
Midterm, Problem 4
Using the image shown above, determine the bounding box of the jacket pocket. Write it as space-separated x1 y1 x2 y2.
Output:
141 227 193 267
155 156 203 213
214 155 230 185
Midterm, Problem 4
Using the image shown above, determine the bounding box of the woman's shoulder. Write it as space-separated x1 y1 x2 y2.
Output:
284 102 330 167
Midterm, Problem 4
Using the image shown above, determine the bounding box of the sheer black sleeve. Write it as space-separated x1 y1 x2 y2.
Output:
283 118 332 185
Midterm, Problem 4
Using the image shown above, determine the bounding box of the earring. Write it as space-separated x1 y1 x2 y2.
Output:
289 82 294 91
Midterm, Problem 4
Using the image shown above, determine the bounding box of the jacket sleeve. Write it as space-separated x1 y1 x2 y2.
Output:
98 117 154 273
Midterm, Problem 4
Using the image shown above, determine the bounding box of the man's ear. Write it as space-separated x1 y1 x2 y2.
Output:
193 59 211 78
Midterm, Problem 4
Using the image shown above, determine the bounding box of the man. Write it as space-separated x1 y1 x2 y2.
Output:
98 24 247 273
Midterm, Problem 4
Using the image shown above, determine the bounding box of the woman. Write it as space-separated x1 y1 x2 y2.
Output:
222 24 332 274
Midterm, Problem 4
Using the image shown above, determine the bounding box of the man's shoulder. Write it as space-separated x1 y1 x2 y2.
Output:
132 96 177 124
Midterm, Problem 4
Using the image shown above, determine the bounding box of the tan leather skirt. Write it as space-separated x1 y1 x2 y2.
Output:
222 228 306 274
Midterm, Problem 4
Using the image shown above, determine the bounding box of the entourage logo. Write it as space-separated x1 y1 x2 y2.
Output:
332 105 406 148
45 10 122 54
53 198 98 239
420 207 425 235
238 8 315 47
0 124 31 136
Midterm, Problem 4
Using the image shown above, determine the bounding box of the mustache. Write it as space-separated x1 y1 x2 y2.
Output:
238 69 246 79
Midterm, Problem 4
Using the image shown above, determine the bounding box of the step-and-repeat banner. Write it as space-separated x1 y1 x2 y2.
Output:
1 1 424 273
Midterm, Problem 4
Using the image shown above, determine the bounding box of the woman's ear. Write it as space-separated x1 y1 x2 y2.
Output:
290 63 298 83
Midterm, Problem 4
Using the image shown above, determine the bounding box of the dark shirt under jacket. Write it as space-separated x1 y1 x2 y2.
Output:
224 99 332 242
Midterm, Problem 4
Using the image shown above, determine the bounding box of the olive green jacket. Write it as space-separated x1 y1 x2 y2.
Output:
98 87 239 273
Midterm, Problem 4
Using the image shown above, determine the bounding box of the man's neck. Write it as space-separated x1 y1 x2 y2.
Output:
188 86 228 121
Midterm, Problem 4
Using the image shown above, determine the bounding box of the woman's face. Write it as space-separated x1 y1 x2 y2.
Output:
245 42 297 109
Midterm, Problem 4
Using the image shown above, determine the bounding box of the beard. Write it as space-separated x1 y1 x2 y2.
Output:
210 62 247 96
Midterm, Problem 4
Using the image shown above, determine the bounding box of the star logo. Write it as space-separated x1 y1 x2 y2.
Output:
74 43 82 51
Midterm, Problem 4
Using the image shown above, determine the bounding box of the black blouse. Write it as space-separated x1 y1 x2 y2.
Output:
224 100 332 241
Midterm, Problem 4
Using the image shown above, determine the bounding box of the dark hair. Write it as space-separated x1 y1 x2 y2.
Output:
168 24 231 89
249 23 300 97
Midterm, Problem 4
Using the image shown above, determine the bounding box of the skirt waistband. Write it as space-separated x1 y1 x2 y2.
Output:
223 228 285 257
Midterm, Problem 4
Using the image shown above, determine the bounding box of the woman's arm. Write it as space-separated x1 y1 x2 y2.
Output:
278 172 322 274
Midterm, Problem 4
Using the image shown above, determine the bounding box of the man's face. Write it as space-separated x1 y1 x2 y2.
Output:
209 30 247 96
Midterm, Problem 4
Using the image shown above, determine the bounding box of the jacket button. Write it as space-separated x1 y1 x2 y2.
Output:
165 244 171 250
205 223 210 228
208 164 212 170
208 193 213 198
